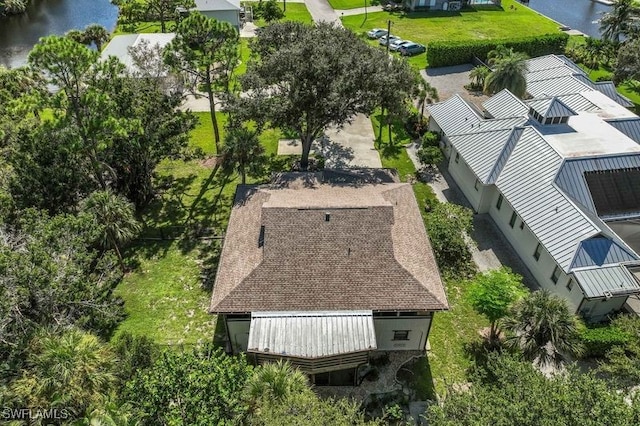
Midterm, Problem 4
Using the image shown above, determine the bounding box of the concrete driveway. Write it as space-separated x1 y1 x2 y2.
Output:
420 64 489 108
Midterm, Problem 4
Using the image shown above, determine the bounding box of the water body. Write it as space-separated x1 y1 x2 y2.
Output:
0 0 118 69
522 0 611 38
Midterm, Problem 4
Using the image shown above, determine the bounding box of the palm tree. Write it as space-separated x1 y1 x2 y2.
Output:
10 329 117 416
600 0 640 43
82 190 142 271
221 126 267 184
469 65 490 89
502 290 583 368
244 361 308 408
416 79 439 121
83 24 111 51
486 45 513 66
484 51 529 98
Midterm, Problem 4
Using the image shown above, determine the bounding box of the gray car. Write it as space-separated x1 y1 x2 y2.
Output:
389 39 412 52
366 28 388 39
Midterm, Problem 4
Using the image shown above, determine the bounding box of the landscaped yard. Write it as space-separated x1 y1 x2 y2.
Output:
328 0 369 10
343 0 561 68
250 2 314 25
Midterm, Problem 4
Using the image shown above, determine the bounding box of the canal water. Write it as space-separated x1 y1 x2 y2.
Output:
0 0 118 68
522 0 611 38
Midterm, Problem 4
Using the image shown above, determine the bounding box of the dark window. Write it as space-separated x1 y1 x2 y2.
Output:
519 220 525 230
393 330 410 341
455 152 460 163
545 117 553 125
534 243 542 261
496 194 503 210
584 168 640 216
552 116 562 124
560 116 569 124
566 279 574 291
474 179 480 191
551 266 560 284
373 311 397 317
398 311 419 317
509 212 517 228
325 213 331 222
258 226 265 248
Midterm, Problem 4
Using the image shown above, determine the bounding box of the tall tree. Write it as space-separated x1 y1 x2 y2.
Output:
9 328 117 418
81 190 142 271
469 65 490 89
234 21 406 170
83 24 111 51
484 50 529 98
503 289 583 367
165 13 239 154
600 0 640 43
146 0 194 33
466 267 528 342
221 125 267 184
614 38 640 83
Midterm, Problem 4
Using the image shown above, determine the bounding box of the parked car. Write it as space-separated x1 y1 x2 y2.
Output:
389 39 412 52
367 28 388 39
382 2 405 11
378 35 401 46
399 43 426 56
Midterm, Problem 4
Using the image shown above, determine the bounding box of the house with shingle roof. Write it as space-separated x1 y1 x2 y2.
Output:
210 169 448 385
426 54 640 322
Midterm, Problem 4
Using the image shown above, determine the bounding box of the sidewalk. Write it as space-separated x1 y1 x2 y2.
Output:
304 0 342 25
335 5 383 16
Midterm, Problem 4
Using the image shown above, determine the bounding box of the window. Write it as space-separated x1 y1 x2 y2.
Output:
551 266 560 284
455 152 460 163
545 117 553 125
566 279 574 291
509 212 517 228
258 226 265 248
519 220 525 230
496 194 503 210
474 179 480 191
393 330 410 341
533 243 541 261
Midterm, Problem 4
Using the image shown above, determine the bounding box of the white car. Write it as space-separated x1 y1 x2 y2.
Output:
367 28 388 39
378 35 401 46
389 39 412 52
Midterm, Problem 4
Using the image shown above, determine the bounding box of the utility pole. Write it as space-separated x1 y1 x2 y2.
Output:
386 20 392 54
284 0 287 12
364 0 367 20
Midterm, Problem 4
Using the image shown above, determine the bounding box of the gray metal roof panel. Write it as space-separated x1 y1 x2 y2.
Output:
496 127 600 270
426 95 481 135
482 89 529 118
448 129 513 183
571 237 639 269
194 0 241 11
606 118 640 144
572 266 640 299
554 93 600 112
525 97 577 118
247 311 377 358
526 65 580 83
527 75 593 97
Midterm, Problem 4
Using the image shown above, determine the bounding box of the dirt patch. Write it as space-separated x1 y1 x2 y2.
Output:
200 156 220 168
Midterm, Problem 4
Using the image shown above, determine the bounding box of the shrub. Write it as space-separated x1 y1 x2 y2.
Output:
579 325 631 358
417 146 443 166
421 131 441 147
426 33 569 68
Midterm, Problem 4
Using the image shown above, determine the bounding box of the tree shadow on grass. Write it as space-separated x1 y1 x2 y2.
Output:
397 355 436 401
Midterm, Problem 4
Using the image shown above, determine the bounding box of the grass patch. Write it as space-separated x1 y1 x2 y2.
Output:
328 0 369 9
343 0 560 69
249 2 314 25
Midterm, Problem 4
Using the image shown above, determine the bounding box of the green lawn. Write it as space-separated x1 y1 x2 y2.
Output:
249 2 314 25
343 0 560 68
328 0 368 10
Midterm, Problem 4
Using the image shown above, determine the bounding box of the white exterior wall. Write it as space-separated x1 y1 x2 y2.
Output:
447 148 489 213
487 189 585 312
579 297 628 322
373 316 431 351
226 318 250 353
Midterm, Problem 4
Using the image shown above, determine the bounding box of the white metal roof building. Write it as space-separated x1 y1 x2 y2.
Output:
100 33 175 75
426 54 640 321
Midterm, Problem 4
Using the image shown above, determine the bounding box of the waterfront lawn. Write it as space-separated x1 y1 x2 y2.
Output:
343 0 561 68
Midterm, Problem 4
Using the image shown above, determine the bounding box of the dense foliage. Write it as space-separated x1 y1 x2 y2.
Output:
426 33 568 67
426 354 640 425
425 203 475 277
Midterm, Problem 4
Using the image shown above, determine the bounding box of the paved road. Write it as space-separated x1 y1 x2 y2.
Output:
304 0 342 25
335 5 383 16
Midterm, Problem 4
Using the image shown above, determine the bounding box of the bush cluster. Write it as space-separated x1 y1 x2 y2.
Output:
579 325 631 358
426 33 569 68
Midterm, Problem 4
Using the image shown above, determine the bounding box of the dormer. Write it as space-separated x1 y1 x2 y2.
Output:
527 96 577 125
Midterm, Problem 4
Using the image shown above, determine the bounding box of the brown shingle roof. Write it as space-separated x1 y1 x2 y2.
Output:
210 169 448 313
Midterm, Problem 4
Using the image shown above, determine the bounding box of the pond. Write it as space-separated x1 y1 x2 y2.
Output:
521 0 611 38
0 0 118 69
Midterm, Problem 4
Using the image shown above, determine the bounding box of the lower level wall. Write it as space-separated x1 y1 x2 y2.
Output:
226 317 250 354
373 314 432 351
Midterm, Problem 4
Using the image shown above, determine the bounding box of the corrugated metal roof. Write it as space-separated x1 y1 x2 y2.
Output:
527 75 593 97
482 89 528 118
573 265 640 299
571 237 638 269
526 97 577 118
555 154 640 215
194 0 241 11
101 33 175 73
426 95 481 135
247 311 377 358
554 93 600 113
572 75 635 108
449 129 513 183
524 54 586 74
496 127 600 270
526 65 579 84
607 118 640 144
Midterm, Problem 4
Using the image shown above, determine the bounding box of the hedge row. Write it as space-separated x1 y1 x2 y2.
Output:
579 325 631 358
426 33 569 68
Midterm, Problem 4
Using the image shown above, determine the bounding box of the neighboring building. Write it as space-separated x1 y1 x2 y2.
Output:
210 169 448 385
406 0 462 11
100 33 175 75
191 0 241 29
426 54 640 322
